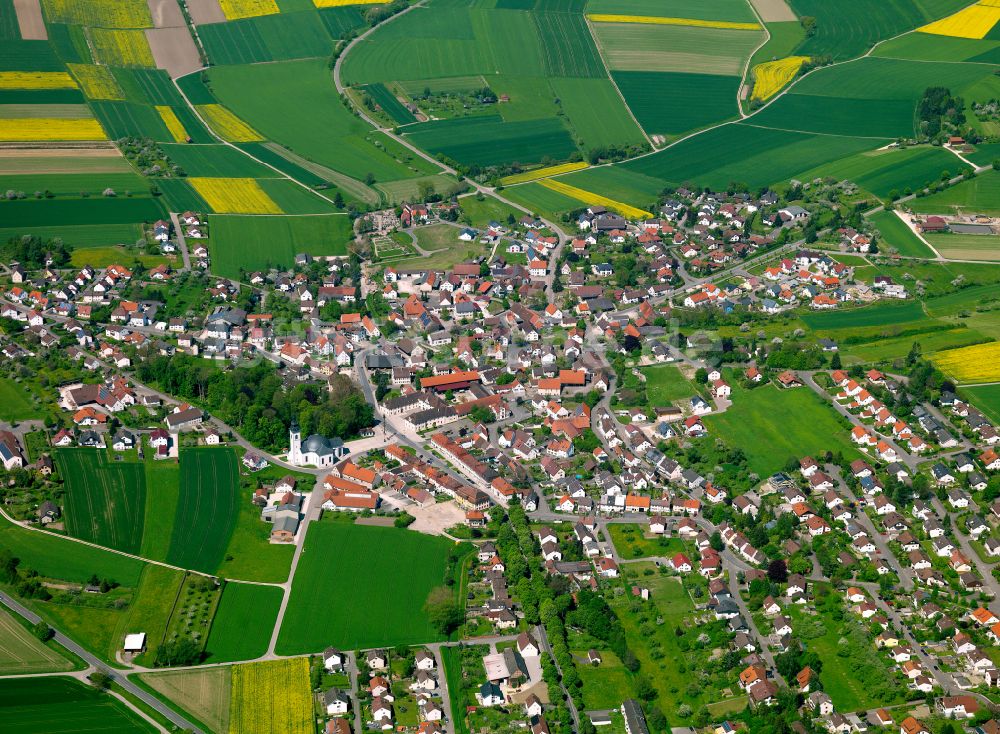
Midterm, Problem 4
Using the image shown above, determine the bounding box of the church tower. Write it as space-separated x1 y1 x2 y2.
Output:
289 418 301 465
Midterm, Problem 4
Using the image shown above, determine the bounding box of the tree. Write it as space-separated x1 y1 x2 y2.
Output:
31 622 53 642
424 587 463 635
88 671 112 689
694 368 708 384
709 531 724 552
154 638 203 667
829 351 841 370
767 558 788 583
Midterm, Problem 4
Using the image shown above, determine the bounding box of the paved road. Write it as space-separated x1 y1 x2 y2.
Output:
168 212 192 271
0 592 205 734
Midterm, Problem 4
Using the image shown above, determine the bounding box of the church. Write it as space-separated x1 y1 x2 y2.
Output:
288 419 348 468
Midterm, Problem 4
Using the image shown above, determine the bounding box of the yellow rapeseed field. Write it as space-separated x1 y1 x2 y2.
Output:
752 56 810 101
0 71 76 90
919 1 1000 39
540 179 652 220
41 0 152 28
933 341 1000 383
229 659 312 734
156 106 188 142
196 104 263 143
219 0 280 20
89 29 156 67
189 178 283 214
313 0 383 6
501 161 590 185
0 118 107 142
68 64 124 101
586 14 760 30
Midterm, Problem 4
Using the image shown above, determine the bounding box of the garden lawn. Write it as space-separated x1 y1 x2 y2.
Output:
458 193 523 228
607 524 690 560
166 448 240 575
641 363 697 404
215 496 294 583
575 649 634 709
703 382 857 476
0 677 155 733
205 583 282 662
116 564 184 666
276 519 458 652
0 377 41 420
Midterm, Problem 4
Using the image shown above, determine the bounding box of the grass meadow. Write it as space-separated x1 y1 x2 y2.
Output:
703 381 857 476
205 583 282 662
0 377 42 421
276 519 463 652
868 209 937 258
641 363 698 404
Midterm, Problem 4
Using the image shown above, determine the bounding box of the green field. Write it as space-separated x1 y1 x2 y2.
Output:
208 213 353 278
873 31 1000 62
276 519 462 652
0 516 144 586
458 193 524 227
911 170 1000 216
162 144 275 178
586 0 757 22
798 145 964 199
375 174 466 205
70 244 168 269
0 196 163 227
962 384 1000 425
614 71 741 137
0 677 155 733
0 172 148 198
0 222 143 249
925 232 1000 261
405 115 577 168
868 209 937 258
801 300 927 332
0 377 42 421
205 583 282 663
550 77 647 150
166 448 240 575
200 10 334 65
844 327 988 364
787 0 970 60
503 179 589 222
208 59 426 183
748 21 807 69
57 449 146 555
140 456 181 561
0 607 73 675
641 363 697 404
364 82 417 125
703 381 857 476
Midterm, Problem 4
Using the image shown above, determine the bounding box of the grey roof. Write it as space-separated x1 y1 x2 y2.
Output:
622 699 650 734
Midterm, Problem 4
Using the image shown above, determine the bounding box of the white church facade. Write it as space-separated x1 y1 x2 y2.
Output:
287 420 349 468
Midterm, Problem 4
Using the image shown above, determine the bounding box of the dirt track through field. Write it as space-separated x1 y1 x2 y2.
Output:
748 0 796 22
147 27 203 79
147 0 186 28
187 0 226 25
12 0 46 40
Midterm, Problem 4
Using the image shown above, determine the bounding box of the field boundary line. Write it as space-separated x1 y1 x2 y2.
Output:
582 16 655 150
739 0 770 117
737 121 892 140
0 504 283 588
169 70 349 212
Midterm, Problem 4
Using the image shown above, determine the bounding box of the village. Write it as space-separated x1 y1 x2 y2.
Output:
3 180 1000 734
